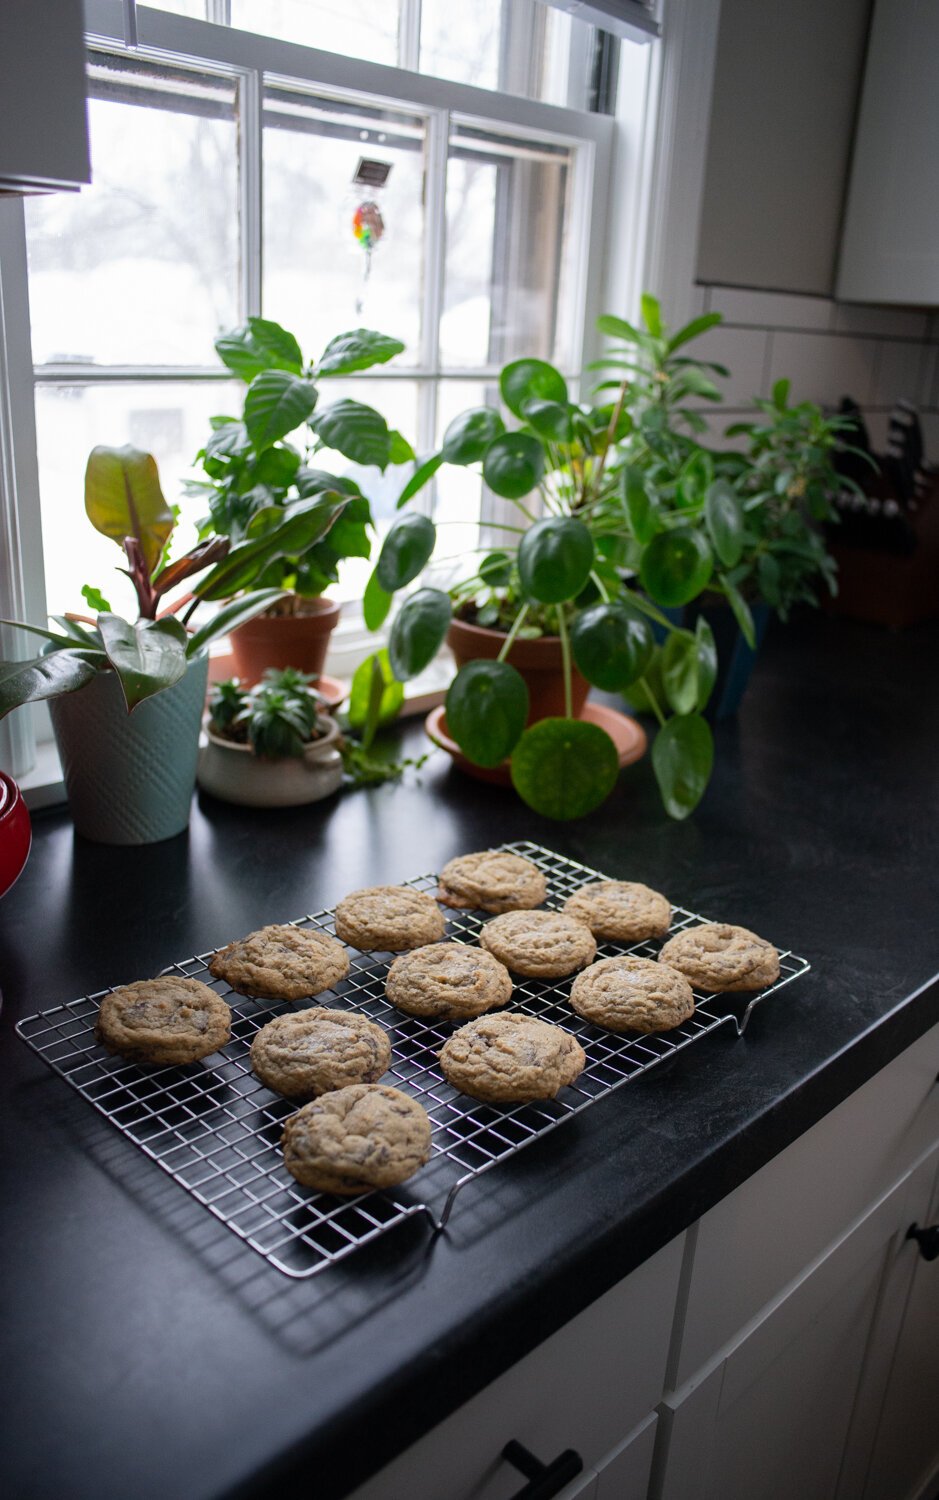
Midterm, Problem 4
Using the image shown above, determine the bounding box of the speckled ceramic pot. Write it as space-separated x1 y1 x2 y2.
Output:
48 654 209 845
197 715 342 807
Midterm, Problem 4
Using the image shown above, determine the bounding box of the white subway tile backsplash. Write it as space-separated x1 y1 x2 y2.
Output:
872 341 932 407
691 325 769 404
768 331 879 407
832 303 930 339
703 286 833 331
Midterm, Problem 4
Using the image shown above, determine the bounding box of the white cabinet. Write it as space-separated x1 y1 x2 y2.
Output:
837 0 939 304
0 0 90 194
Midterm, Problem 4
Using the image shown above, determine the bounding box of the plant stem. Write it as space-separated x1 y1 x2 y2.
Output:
556 604 573 719
587 376 629 503
497 603 530 663
637 675 667 728
589 569 611 603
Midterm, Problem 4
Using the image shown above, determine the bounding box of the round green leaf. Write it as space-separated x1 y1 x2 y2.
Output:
660 629 698 715
479 550 512 587
482 433 545 500
500 359 568 419
441 408 505 465
518 517 594 605
520 399 573 442
375 513 436 592
510 718 619 821
621 466 660 545
446 660 528 768
639 527 713 607
570 602 653 691
363 568 392 630
705 479 744 567
651 712 714 820
388 588 452 681
695 617 718 711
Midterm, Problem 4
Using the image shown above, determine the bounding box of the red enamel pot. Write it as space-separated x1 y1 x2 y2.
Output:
0 772 31 898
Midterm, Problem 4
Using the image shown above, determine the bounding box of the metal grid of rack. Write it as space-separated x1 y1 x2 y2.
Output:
17 841 810 1279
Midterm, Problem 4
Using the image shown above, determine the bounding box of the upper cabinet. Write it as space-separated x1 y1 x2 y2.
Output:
837 0 939 305
0 0 90 194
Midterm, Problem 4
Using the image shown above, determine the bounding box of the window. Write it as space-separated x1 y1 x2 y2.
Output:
1 0 619 778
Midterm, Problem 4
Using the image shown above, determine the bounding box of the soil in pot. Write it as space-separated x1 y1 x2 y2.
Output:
230 596 341 685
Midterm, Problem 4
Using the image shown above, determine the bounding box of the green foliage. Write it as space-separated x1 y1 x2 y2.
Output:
388 588 451 681
445 660 529 768
510 718 620 820
209 668 323 760
651 713 714 820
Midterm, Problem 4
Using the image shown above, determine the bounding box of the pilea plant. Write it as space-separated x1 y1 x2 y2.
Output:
0 445 284 719
189 318 415 607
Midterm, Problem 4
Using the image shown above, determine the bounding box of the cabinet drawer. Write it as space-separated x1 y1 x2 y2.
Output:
673 1019 939 1385
347 1234 683 1500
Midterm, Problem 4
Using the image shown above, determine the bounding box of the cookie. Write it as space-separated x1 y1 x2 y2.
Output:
436 850 547 913
570 956 694 1033
250 1008 391 1101
386 942 512 1020
333 886 446 952
658 923 780 992
478 910 596 979
563 880 670 942
95 977 231 1066
438 1014 586 1103
209 924 349 1001
281 1083 432 1194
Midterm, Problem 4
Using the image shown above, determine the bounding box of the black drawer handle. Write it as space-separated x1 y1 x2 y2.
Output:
502 1439 583 1499
907 1222 939 1261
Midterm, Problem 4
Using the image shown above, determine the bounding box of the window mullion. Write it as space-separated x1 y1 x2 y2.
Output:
241 67 263 317
398 0 422 74
419 105 448 506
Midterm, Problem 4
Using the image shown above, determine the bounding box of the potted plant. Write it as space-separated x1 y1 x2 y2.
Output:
197 668 343 808
190 316 415 682
0 445 284 844
361 304 725 822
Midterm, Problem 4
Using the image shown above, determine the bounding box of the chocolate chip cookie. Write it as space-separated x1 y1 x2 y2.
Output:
570 955 694 1033
436 850 547 913
659 923 780 992
281 1083 432 1194
563 880 671 942
333 886 446 952
209 924 349 1001
386 942 512 1020
438 1013 586 1102
478 910 596 979
95 977 231 1066
250 1008 391 1101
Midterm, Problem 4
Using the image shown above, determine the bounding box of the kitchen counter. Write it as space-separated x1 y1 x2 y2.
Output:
1 612 937 1500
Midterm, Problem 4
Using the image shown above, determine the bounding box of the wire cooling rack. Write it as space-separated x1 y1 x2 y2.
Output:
16 841 810 1279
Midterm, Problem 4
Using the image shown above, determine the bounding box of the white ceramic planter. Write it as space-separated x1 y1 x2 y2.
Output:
197 715 343 807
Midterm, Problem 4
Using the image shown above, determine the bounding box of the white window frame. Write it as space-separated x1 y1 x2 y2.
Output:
0 0 622 788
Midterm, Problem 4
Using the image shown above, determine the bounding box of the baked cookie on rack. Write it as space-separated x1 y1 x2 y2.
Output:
281 1083 432 1194
209 924 349 1001
478 909 596 979
95 976 231 1066
250 1008 391 1101
570 955 694 1033
438 1013 586 1103
386 942 512 1020
563 880 670 942
436 850 547 913
334 886 446 952
658 923 780 992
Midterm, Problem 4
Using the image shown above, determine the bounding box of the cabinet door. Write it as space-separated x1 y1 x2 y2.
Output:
656 1175 912 1500
595 1413 657 1500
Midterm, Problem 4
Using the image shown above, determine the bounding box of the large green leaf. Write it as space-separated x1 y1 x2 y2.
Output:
347 649 403 738
442 408 505 465
666 312 723 353
396 452 443 508
570 602 653 690
518 517 594 605
84 445 174 573
521 399 573 442
446 659 528 768
215 325 273 381
660 630 699 715
651 713 714 820
196 498 347 599
482 433 544 500
315 328 405 376
246 317 303 373
363 568 393 630
705 479 744 567
244 371 317 449
622 466 660 544
310 399 391 469
500 359 568 419
375 514 436 592
388 588 451 681
97 614 189 712
510 718 619 820
0 651 99 718
720 572 757 648
695 617 718 710
185 588 289 658
479 550 512 587
639 528 713 607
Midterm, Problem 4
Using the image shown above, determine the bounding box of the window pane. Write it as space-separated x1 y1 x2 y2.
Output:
441 122 576 371
230 2 401 66
34 381 240 618
25 56 240 368
419 0 502 91
419 0 602 109
263 84 426 368
145 1 207 16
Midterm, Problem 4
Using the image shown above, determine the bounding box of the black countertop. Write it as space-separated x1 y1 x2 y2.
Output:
2 613 938 1500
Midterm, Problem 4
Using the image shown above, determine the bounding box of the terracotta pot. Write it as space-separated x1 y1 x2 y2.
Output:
230 598 341 685
446 616 590 723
